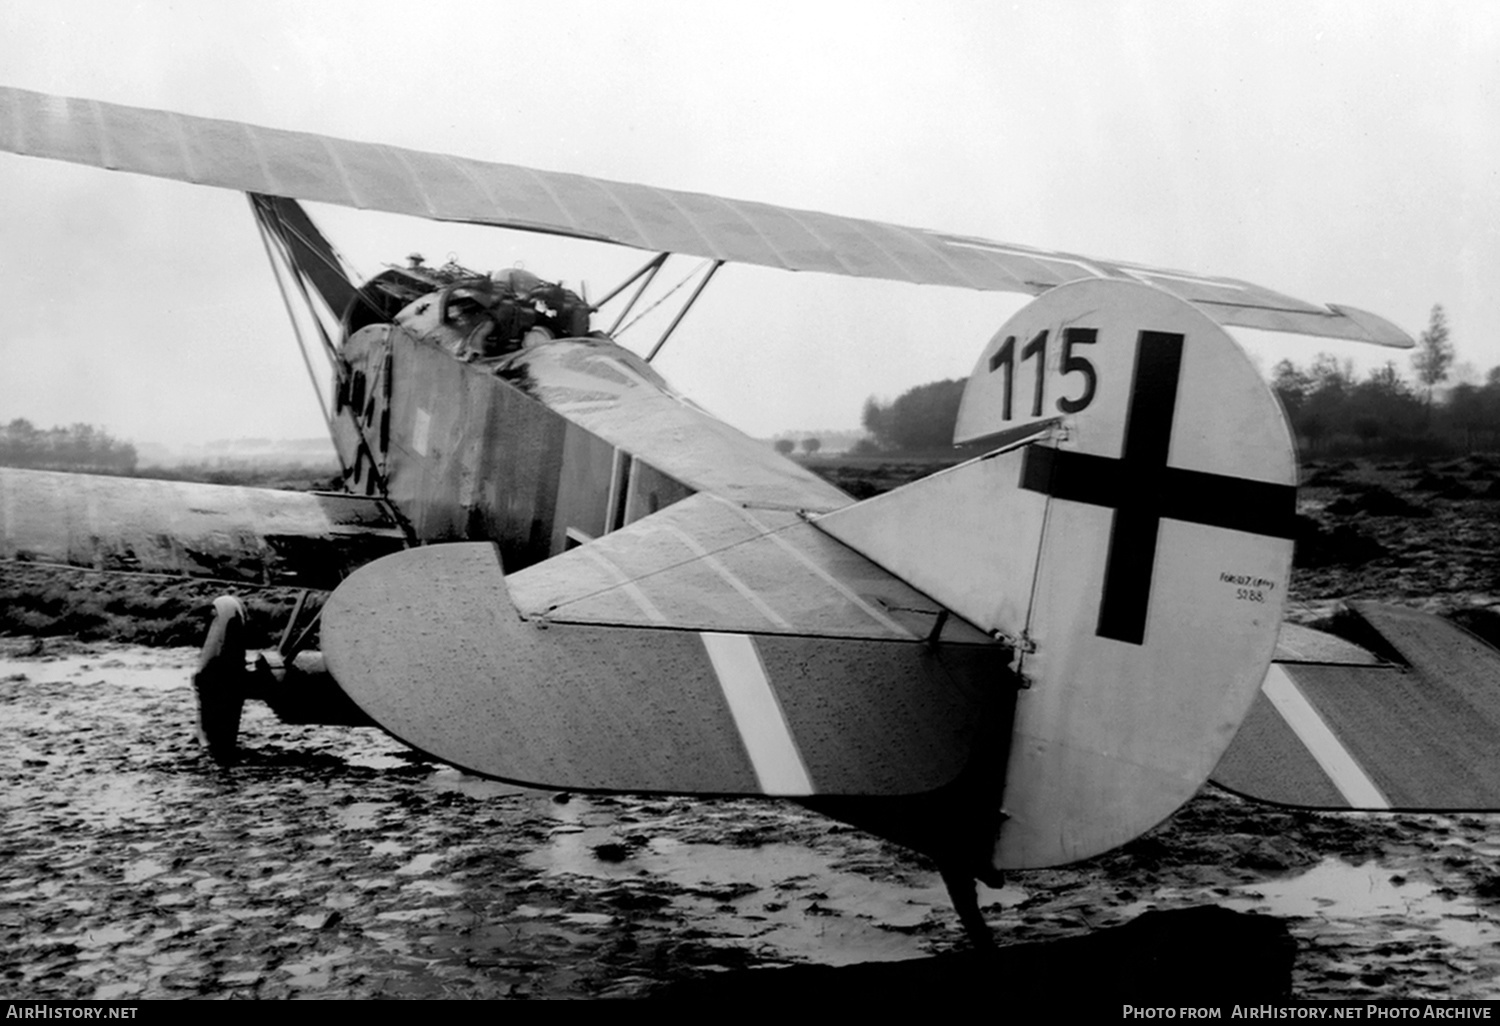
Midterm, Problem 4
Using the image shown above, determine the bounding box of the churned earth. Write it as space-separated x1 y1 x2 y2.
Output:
1 454 1499 1000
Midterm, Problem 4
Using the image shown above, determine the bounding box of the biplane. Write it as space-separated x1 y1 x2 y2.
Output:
4 87 1496 945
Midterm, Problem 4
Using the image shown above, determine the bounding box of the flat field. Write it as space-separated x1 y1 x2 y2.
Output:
1 454 1499 1000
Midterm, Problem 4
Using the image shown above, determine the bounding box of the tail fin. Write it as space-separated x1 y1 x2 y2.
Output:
818 279 1297 869
816 424 1055 646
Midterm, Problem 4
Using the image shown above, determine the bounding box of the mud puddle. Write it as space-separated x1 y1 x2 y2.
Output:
2 640 1499 999
520 807 1027 967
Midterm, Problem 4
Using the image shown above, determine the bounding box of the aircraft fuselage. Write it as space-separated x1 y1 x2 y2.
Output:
331 271 698 571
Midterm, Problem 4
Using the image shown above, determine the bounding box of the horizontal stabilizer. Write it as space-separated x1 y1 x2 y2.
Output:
0 467 405 588
322 543 1007 797
508 492 993 643
1214 604 1500 810
1273 621 1381 664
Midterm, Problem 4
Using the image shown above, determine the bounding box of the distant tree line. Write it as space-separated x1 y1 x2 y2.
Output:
0 419 137 473
1273 355 1500 455
859 378 966 453
852 306 1498 458
1273 305 1499 455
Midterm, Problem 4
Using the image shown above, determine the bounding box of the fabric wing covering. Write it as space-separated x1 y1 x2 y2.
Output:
1216 604 1500 810
0 466 405 589
0 86 1410 347
321 496 1012 798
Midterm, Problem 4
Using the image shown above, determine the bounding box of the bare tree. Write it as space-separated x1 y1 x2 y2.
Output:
1412 303 1454 408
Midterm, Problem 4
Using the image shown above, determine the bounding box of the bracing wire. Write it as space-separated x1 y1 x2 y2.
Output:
617 259 713 337
250 197 342 469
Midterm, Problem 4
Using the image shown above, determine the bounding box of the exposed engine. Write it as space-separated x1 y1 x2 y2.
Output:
343 255 592 359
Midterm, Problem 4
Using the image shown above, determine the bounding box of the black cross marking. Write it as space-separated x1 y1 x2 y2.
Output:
1020 330 1296 646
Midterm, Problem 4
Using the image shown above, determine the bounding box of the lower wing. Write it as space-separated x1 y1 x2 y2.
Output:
0 466 406 589
1216 603 1500 810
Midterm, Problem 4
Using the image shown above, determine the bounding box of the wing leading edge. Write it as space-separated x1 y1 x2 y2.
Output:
0 467 406 589
0 86 1411 347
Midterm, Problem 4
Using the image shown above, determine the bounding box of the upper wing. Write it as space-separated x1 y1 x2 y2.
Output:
1214 604 1500 810
0 86 1411 347
0 466 406 589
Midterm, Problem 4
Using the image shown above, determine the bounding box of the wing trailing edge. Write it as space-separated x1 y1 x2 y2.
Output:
322 542 1006 798
1216 603 1500 811
0 86 1412 347
0 467 405 589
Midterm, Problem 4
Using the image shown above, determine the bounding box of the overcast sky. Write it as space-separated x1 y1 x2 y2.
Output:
1 0 1495 444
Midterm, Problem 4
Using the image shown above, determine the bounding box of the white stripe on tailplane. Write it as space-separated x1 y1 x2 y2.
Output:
1260 665 1390 810
699 632 813 796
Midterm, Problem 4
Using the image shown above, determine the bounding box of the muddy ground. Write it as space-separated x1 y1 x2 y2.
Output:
2 455 1500 1000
